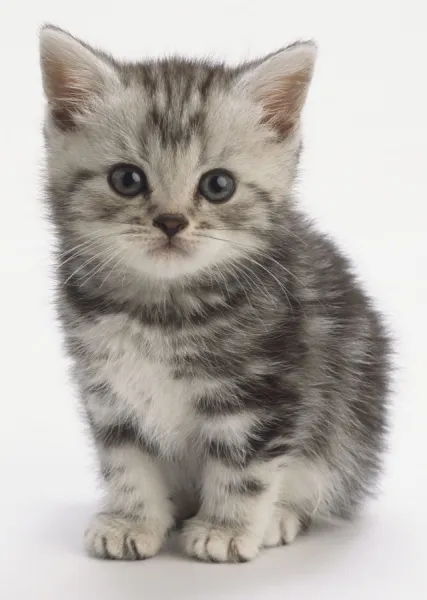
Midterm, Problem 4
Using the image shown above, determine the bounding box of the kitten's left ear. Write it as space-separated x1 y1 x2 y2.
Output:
40 25 119 130
238 42 317 137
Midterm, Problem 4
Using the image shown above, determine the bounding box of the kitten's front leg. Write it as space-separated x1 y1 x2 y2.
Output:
85 424 174 560
181 457 282 563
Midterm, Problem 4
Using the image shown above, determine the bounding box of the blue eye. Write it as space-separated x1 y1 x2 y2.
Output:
199 169 236 203
108 164 149 197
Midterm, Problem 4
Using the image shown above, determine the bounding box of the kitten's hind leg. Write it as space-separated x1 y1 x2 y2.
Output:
263 505 311 548
263 456 336 548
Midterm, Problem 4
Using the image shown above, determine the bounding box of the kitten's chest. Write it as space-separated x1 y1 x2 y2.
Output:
113 356 198 452
81 314 215 453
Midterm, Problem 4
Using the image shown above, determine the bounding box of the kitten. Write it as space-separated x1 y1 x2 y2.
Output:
40 25 391 563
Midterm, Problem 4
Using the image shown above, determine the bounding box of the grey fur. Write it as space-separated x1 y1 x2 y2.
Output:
40 25 391 563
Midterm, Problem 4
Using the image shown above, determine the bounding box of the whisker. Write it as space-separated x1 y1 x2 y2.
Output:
197 233 296 311
62 244 117 285
199 225 308 247
242 255 294 312
234 262 276 306
98 251 128 289
57 225 135 258
79 247 124 289
58 238 108 268
204 233 306 287
227 261 268 331
57 232 109 259
211 265 232 303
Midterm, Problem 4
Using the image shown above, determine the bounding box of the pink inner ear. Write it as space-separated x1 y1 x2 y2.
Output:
43 58 91 131
259 68 313 138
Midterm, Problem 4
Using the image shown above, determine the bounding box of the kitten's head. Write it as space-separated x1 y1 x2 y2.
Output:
40 25 316 284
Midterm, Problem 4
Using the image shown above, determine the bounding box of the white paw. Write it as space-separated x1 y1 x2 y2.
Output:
84 513 166 560
181 518 261 563
263 508 306 547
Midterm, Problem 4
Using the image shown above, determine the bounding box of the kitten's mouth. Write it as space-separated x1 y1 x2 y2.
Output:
148 238 190 257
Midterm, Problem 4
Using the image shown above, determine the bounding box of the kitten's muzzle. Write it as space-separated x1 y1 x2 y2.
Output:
152 214 189 238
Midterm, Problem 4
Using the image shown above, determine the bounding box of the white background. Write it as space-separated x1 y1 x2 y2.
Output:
0 0 426 598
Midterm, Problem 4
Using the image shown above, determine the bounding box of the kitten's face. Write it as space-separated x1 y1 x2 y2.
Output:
41 28 315 282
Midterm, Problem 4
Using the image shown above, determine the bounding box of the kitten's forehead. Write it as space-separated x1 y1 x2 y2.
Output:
64 59 270 177
62 60 237 172
126 60 234 150
125 61 274 160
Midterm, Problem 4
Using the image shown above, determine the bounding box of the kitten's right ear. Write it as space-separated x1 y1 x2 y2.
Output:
39 25 119 130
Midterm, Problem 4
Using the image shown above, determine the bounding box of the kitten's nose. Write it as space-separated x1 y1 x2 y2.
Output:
152 213 189 237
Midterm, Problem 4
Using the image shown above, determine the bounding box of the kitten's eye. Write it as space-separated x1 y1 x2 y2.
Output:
108 164 148 197
198 169 236 203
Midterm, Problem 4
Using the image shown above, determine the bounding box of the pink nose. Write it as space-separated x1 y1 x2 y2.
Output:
152 213 189 237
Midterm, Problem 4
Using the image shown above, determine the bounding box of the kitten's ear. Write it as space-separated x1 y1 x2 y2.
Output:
238 42 317 137
39 25 119 130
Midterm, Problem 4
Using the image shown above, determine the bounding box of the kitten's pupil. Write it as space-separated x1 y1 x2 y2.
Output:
211 175 227 193
123 171 140 188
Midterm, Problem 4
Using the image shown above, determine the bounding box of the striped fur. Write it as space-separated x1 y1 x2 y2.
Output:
40 26 391 563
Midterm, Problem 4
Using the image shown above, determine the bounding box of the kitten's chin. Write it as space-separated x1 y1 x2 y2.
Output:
132 247 224 281
147 240 190 259
139 255 202 280
130 245 203 280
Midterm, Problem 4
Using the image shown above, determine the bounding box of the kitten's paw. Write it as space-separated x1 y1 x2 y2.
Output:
181 518 261 563
84 513 166 560
262 508 308 547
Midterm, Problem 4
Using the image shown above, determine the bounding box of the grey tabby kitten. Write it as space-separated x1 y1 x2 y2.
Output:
40 25 390 563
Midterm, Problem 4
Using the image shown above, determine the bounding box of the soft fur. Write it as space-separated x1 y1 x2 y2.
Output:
40 25 391 563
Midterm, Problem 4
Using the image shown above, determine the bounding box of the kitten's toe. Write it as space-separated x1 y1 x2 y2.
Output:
181 518 261 563
84 513 165 560
263 508 308 547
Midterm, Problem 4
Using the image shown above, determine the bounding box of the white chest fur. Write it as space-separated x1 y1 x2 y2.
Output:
75 313 227 457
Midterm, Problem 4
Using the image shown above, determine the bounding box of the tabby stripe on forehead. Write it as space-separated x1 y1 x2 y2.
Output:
163 68 173 108
182 75 194 106
140 65 157 94
199 69 217 100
